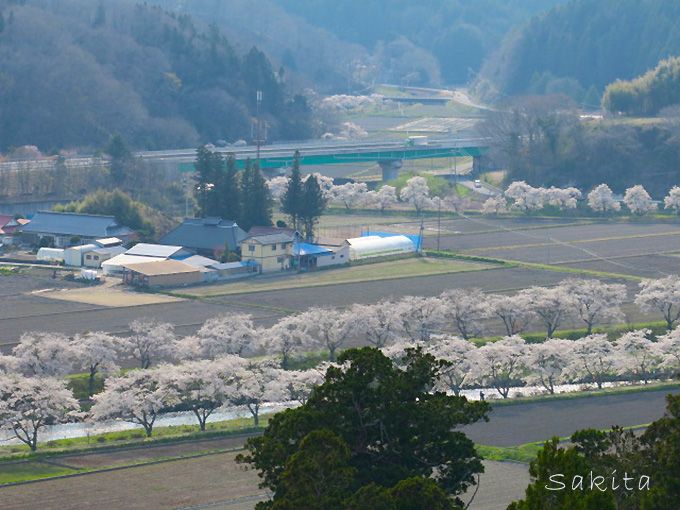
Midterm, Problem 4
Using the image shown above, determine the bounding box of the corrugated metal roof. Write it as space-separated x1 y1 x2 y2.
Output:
292 243 334 256
21 211 132 238
95 237 122 247
181 254 220 268
123 259 200 276
102 253 166 268
125 243 184 258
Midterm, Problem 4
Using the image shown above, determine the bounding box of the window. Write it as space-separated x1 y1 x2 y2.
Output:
280 243 287 250
94 255 99 260
272 244 277 252
248 245 255 253
86 255 91 260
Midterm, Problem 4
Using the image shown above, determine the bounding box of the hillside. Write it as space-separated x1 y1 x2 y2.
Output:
0 0 313 152
154 0 563 89
603 57 680 116
478 0 680 103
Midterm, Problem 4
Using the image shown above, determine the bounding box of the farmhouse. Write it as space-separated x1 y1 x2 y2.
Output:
241 230 297 273
159 217 246 258
101 243 190 275
20 211 133 248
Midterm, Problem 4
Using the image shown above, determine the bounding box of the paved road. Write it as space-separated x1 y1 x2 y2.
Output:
464 387 680 446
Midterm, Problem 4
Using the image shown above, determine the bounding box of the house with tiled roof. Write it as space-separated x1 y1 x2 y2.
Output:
159 217 246 259
20 211 134 248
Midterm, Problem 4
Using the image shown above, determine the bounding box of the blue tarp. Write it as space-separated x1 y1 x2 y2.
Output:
292 242 334 256
362 231 422 250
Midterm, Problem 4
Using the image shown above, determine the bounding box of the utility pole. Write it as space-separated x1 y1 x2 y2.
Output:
437 199 441 251
255 90 264 163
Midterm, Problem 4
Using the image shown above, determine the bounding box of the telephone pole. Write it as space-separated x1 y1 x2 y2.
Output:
255 90 264 163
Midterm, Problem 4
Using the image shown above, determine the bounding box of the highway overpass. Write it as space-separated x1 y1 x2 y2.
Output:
136 137 490 180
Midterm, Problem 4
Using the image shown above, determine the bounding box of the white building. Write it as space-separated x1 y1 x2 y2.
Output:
344 235 416 261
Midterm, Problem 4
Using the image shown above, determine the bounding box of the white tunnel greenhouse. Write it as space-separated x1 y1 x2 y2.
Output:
344 235 416 261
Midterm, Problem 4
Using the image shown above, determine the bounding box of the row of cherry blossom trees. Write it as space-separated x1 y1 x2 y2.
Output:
4 274 680 449
485 181 680 216
269 174 463 214
383 329 680 399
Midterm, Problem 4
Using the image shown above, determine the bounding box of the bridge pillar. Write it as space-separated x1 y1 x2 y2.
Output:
379 160 403 181
472 156 482 174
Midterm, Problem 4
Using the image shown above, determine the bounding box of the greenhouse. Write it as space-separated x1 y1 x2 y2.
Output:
345 235 416 261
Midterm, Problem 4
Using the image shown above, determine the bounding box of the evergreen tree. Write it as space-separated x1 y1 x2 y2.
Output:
240 159 272 231
281 151 304 231
216 154 241 222
194 145 219 217
300 174 326 241
106 134 132 187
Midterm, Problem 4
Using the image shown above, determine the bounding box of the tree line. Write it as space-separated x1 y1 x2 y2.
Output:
3 274 680 449
0 0 313 152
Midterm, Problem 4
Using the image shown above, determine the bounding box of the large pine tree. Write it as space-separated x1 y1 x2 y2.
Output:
281 151 304 231
216 154 241 221
240 159 272 231
300 174 326 241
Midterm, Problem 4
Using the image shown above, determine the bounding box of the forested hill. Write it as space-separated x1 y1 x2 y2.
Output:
478 0 680 102
155 0 563 89
0 0 313 153
274 0 563 85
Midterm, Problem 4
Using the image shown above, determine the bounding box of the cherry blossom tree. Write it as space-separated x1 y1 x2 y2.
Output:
282 367 326 405
332 182 368 210
11 332 75 377
656 328 680 376
72 331 122 397
267 176 289 202
488 293 534 336
0 375 79 451
123 319 176 369
348 300 401 348
587 184 621 213
232 361 287 426
525 339 574 394
623 185 657 215
425 335 476 396
481 195 508 215
614 329 661 384
634 275 680 330
570 334 617 389
395 296 446 343
523 286 576 338
380 340 415 366
663 186 680 214
545 186 581 210
161 358 241 431
440 289 488 340
562 279 627 334
399 176 430 213
302 308 352 361
473 336 528 398
505 181 546 212
305 173 335 201
90 369 176 437
364 185 398 212
265 315 315 369
178 314 259 360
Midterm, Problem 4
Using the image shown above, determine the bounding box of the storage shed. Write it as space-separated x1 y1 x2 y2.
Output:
101 253 166 275
63 244 97 267
122 259 203 287
344 235 416 261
